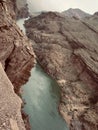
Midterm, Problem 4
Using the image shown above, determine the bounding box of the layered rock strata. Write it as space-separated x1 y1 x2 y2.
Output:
25 12 98 130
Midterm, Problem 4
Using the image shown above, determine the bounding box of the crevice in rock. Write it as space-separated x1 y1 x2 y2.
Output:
5 44 15 71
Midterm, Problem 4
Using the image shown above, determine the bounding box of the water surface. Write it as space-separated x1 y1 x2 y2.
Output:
22 65 68 130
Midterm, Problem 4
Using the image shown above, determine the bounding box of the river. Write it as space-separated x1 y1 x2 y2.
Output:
17 11 68 130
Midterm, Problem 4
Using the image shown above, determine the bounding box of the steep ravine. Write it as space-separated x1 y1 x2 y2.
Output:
0 0 35 130
24 12 98 130
17 17 69 130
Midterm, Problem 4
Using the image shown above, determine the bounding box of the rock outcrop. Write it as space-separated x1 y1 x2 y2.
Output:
24 12 98 130
0 0 35 129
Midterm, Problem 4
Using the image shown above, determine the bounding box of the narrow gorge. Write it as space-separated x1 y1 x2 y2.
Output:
17 5 68 130
0 0 98 130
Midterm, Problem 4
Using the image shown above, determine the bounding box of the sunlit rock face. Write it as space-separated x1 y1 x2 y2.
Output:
0 0 36 92
25 11 98 130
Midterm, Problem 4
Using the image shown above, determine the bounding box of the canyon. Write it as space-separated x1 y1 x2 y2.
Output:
0 0 98 130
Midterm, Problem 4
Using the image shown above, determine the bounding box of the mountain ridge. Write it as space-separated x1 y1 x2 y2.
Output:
62 8 91 18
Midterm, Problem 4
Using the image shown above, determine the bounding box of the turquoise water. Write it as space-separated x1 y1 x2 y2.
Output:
22 64 68 130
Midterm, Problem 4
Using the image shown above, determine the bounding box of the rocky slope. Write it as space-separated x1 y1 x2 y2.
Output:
62 8 90 19
24 12 98 130
0 0 35 130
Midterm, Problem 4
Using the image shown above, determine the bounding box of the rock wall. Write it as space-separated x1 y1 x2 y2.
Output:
0 0 36 92
0 0 36 130
0 63 25 130
24 12 98 130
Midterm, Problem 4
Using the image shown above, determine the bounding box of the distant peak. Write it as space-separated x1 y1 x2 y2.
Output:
62 8 90 19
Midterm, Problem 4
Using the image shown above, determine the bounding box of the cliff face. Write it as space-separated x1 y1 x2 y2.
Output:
0 0 36 92
25 12 98 130
0 0 35 129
